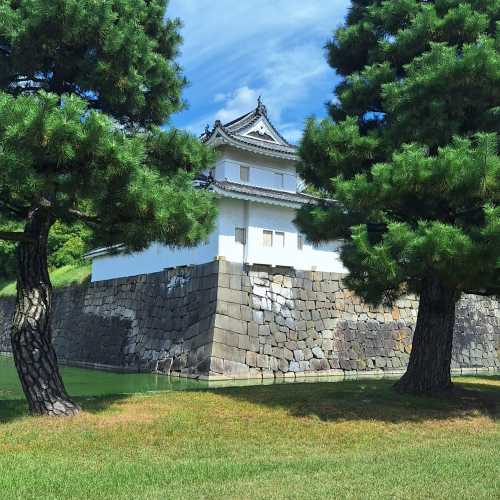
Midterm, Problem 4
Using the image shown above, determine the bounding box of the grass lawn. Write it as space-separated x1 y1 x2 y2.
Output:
0 371 498 500
0 263 91 297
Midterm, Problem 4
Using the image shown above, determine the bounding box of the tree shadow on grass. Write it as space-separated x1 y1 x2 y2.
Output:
208 376 500 424
0 392 131 424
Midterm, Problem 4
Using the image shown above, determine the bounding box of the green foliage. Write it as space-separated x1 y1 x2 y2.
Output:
0 90 216 252
298 0 500 303
0 218 92 280
0 218 17 280
0 263 91 297
0 0 185 127
47 221 92 269
0 0 217 278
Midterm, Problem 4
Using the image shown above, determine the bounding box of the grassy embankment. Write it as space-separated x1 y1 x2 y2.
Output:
0 263 91 297
0 374 498 499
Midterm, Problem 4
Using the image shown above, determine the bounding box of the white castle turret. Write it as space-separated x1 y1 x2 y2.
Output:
88 100 345 281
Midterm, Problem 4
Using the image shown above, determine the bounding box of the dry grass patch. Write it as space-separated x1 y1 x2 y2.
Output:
0 376 498 499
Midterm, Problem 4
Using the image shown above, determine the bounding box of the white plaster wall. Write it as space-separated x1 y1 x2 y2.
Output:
243 202 347 272
215 149 297 192
90 231 219 282
217 198 246 263
91 196 347 281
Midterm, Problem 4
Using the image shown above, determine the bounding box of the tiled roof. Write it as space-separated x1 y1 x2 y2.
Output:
202 99 299 160
211 180 317 207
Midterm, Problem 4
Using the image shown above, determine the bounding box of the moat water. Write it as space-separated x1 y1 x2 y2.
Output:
0 356 207 400
0 356 349 400
1 356 497 402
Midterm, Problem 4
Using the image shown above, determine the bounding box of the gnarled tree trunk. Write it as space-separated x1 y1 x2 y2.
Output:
11 207 80 416
395 275 459 395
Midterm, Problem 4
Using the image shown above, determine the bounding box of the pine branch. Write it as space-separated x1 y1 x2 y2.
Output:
67 209 101 225
463 288 500 297
0 231 35 243
0 200 30 217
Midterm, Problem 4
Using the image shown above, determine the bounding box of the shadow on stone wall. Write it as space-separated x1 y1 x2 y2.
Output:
0 261 499 379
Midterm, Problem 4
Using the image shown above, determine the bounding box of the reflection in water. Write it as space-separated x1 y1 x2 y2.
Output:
0 355 376 400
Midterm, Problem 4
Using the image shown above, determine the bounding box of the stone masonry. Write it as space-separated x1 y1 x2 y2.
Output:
0 263 220 374
209 262 499 379
0 260 499 379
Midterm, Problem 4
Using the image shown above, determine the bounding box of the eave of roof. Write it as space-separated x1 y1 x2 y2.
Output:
224 109 293 148
201 99 299 160
211 180 318 209
84 244 124 259
208 132 298 161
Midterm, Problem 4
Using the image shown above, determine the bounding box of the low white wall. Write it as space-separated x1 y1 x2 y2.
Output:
91 232 219 282
90 198 346 282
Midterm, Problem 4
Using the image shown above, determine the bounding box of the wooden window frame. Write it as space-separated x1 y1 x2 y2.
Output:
297 234 304 251
235 227 246 245
240 165 249 183
263 230 273 247
274 172 284 188
275 231 285 248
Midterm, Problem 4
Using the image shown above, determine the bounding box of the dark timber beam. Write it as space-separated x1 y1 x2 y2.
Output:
0 231 35 243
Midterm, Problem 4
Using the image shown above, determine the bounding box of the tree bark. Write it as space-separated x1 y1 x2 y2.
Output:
395 275 459 395
10 207 80 416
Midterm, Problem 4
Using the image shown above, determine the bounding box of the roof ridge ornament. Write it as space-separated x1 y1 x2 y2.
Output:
256 96 267 116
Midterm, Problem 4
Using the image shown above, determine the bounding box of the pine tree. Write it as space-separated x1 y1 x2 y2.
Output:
0 1 216 415
297 0 500 394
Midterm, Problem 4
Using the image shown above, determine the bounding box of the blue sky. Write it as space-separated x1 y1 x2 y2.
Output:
168 1 350 143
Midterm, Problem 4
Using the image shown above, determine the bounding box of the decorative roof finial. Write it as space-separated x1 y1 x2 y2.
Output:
256 95 267 116
204 124 210 136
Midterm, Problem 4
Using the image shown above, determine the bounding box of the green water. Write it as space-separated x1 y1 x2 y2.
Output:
1 356 336 400
0 355 354 401
0 356 206 400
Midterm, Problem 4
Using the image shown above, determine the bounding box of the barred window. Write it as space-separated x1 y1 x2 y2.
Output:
297 234 304 251
263 230 273 247
240 165 249 182
275 231 285 248
235 227 246 245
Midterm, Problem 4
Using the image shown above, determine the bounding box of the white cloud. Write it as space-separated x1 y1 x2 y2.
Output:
169 0 350 142
213 93 228 103
279 123 305 145
214 86 259 123
208 42 328 142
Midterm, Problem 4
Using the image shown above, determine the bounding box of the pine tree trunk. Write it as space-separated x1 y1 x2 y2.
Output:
395 275 459 395
11 207 80 416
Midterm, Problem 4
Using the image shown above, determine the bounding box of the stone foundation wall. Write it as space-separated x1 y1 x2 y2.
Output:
0 262 220 373
0 260 499 379
209 262 500 379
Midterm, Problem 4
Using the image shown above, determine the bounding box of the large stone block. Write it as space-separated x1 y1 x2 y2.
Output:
256 354 269 369
211 342 246 364
239 335 259 352
259 324 271 336
218 287 242 304
214 314 247 335
293 350 304 361
246 350 257 367
210 356 224 374
224 359 250 377
312 346 325 359
248 322 259 337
